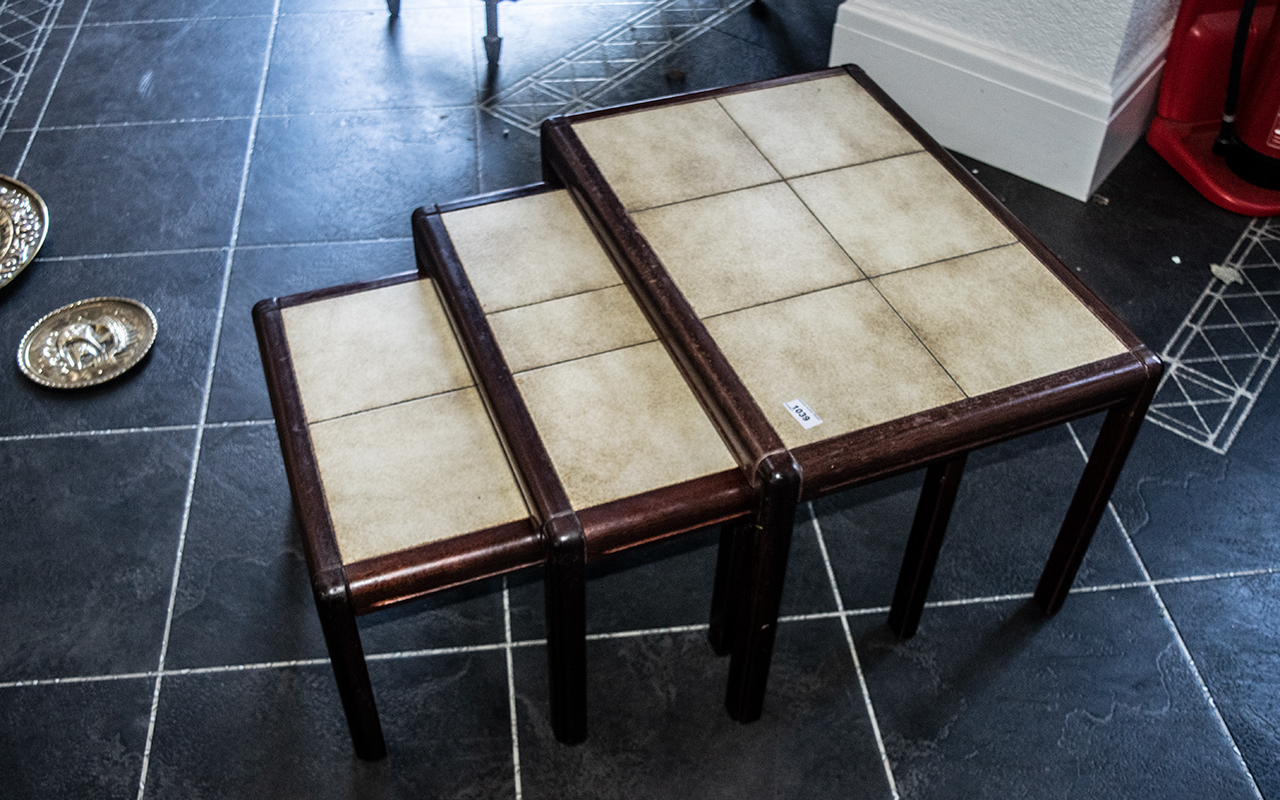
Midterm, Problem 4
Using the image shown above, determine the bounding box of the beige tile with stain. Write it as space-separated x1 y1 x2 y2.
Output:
632 182 864 318
487 284 658 373
874 244 1128 397
717 75 921 178
704 282 965 448
282 279 474 422
513 341 736 509
789 152 1016 277
442 190 620 313
309 387 529 564
572 99 781 211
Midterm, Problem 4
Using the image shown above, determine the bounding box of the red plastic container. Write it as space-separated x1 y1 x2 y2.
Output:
1147 0 1280 214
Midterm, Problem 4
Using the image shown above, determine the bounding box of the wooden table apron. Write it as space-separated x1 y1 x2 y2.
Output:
539 64 1163 721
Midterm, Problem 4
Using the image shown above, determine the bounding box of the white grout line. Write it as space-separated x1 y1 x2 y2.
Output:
1065 422 1265 799
502 577 524 800
36 246 227 260
13 0 89 178
31 235 411 263
806 502 901 800
4 559 1276 692
0 424 197 442
133 3 282 797
0 420 272 444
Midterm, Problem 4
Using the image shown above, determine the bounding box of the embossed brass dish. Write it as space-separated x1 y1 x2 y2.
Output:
0 175 48 289
17 297 157 388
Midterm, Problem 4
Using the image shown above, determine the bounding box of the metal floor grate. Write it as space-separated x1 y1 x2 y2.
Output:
481 0 753 133
0 0 63 137
1148 217 1280 454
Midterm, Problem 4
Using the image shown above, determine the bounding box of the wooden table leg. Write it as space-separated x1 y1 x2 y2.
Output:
725 454 801 723
315 575 387 761
1035 358 1162 614
544 514 588 744
888 452 968 639
709 519 749 657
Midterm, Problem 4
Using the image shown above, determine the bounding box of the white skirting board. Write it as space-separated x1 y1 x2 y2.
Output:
829 2 1168 201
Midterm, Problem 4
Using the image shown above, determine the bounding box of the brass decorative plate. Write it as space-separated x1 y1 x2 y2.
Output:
0 175 48 289
17 297 157 388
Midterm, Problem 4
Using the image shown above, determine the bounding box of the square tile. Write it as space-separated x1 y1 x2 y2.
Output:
512 622 892 799
206 239 416 425
239 108 477 245
262 9 475 114
703 281 965 448
513 340 736 509
789 151 1016 276
0 678 152 800
442 189 620 313
1163 574 1280 797
853 590 1259 799
572 98 780 210
0 432 193 680
873 244 1128 397
6 25 77 133
143 657 516 798
632 181 863 318
17 120 251 256
1108 380 1280 580
0 251 225 437
717 74 921 178
308 387 529 563
280 278 473 422
819 423 1145 611
487 284 656 373
42 18 272 126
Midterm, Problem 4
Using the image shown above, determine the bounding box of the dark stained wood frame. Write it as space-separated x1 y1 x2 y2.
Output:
539 64 1163 722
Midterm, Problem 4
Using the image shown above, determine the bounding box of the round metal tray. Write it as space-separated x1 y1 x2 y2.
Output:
0 175 48 290
17 297 157 388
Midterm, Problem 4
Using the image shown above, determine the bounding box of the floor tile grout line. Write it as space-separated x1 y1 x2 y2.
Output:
806 501 901 800
0 419 272 443
133 3 282 797
11 103 485 134
33 235 413 263
1064 422 1264 799
12 0 87 178
502 577 524 800
8 564 1280 690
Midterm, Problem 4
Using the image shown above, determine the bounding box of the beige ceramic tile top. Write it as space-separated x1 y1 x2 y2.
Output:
632 182 864 318
703 282 965 448
873 244 1128 397
442 190 620 313
282 279 474 423
573 99 781 211
487 284 657 373
717 75 921 178
513 341 736 509
789 152 1016 277
309 388 529 564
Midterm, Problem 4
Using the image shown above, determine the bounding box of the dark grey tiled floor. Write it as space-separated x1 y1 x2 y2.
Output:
0 1 1275 798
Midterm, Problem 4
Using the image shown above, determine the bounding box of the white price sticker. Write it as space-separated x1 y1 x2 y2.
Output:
784 398 822 429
